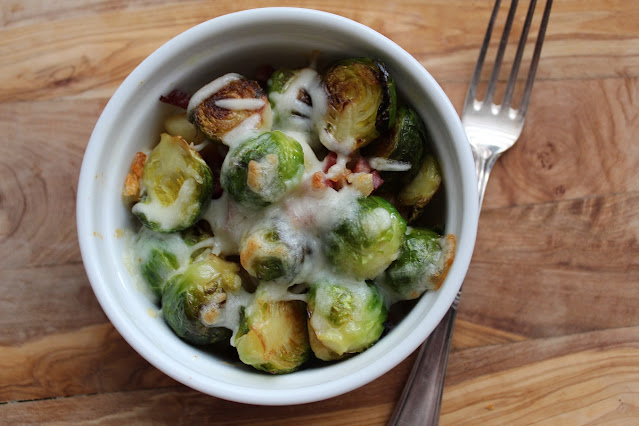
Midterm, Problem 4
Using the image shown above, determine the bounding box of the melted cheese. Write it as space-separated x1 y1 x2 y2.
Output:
127 62 444 348
269 68 327 151
317 125 357 155
190 139 210 152
324 153 349 180
246 154 279 197
201 193 250 256
215 98 266 111
187 73 243 117
132 178 197 231
220 114 263 147
362 207 392 239
369 157 412 172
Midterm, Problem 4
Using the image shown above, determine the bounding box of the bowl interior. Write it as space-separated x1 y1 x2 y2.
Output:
77 8 478 405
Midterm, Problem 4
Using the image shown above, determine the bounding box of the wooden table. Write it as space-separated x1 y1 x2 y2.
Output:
2 0 638 424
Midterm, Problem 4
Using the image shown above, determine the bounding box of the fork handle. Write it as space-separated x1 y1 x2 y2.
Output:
473 144 501 209
388 145 498 425
387 307 458 426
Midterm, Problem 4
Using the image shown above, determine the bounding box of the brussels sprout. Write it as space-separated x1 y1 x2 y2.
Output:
380 229 456 301
364 106 427 184
188 74 272 144
132 224 216 299
132 133 213 233
220 131 305 208
240 220 305 283
319 58 397 154
164 112 206 145
141 249 178 297
324 196 407 280
235 285 310 374
132 228 183 299
398 154 442 221
162 254 242 345
307 279 387 360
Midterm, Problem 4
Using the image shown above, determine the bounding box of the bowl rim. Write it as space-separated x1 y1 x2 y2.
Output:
77 7 478 405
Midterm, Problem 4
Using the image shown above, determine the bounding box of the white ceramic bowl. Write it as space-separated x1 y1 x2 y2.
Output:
77 7 478 405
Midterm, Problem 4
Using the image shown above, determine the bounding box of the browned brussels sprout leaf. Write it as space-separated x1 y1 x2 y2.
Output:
307 280 387 360
319 58 397 154
379 228 456 302
162 254 242 345
235 286 310 374
188 74 272 144
132 133 213 233
398 154 442 222
364 105 427 185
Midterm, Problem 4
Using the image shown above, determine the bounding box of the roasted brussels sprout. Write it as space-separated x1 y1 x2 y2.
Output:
235 285 310 374
164 112 206 145
240 220 305 283
364 106 426 184
324 195 407 280
132 133 213 233
220 131 305 208
380 229 456 301
319 58 397 154
132 228 183 299
398 154 442 221
162 254 242 345
132 223 216 299
187 73 272 144
307 279 387 361
142 249 178 298
124 56 457 375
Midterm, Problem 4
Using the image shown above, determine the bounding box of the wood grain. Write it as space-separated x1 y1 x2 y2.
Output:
0 100 104 268
1 0 639 423
0 322 177 403
1 327 637 424
459 191 639 339
0 263 103 346
451 318 526 351
1 1 638 102
442 327 639 425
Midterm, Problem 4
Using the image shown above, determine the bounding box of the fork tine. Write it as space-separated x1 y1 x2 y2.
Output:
463 0 502 112
501 0 538 111
483 0 519 106
519 0 553 117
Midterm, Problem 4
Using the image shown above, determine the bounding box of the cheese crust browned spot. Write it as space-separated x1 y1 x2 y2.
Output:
201 292 227 325
240 237 261 271
247 154 279 193
346 173 374 196
429 234 456 290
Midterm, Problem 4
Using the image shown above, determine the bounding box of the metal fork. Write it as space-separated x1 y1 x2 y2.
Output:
388 1 553 425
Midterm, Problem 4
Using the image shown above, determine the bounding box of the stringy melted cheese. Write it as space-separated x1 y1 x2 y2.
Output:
127 65 410 345
132 178 198 231
194 66 366 337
